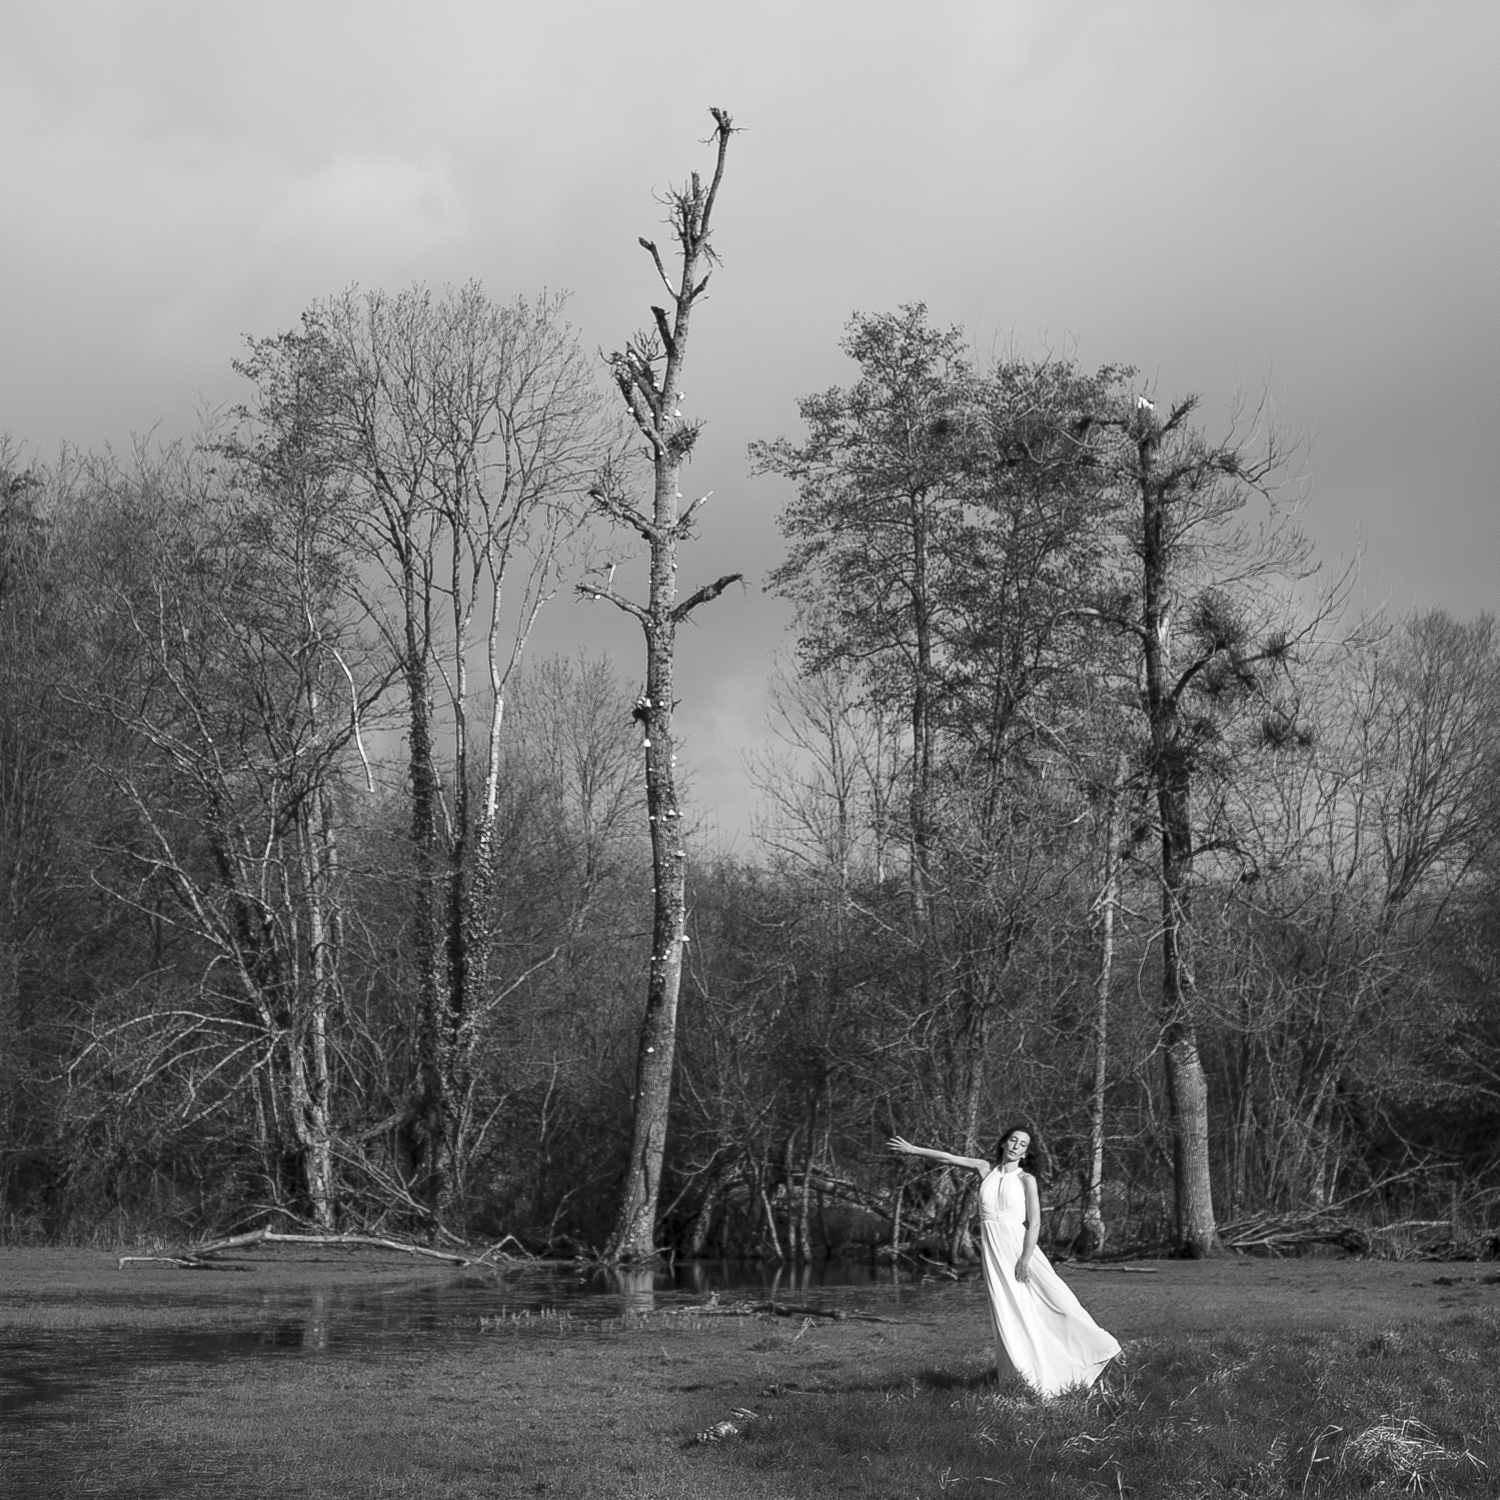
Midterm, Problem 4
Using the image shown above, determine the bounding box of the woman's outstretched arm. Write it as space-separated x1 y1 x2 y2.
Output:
888 1136 991 1175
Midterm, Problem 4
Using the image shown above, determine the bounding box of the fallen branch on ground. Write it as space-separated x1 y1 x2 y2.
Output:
118 1228 475 1271
1217 1210 1371 1256
479 1234 539 1263
1217 1209 1494 1259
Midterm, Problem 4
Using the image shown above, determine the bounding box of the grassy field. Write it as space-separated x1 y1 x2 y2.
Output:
3 1249 1498 1498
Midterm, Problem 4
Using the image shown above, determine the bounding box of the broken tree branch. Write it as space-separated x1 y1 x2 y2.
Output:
672 572 743 624
117 1228 476 1270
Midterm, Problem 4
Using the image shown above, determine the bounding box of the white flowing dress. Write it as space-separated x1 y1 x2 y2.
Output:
979 1167 1120 1396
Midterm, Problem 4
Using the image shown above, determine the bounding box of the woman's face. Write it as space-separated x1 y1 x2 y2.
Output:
1002 1131 1030 1164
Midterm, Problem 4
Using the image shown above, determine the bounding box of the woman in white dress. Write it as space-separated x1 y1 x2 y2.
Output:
889 1125 1120 1396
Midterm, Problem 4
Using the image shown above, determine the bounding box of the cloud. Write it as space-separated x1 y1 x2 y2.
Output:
1 0 1497 836
140 148 472 354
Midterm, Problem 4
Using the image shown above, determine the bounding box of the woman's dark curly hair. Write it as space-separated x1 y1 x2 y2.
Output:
994 1122 1047 1183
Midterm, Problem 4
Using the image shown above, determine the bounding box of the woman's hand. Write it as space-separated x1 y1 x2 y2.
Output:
1014 1255 1032 1285
888 1136 919 1157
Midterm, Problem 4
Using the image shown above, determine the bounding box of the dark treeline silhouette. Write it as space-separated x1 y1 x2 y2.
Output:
1 301 1496 1261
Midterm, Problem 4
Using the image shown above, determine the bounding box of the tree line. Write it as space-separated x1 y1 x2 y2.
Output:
1 140 1496 1262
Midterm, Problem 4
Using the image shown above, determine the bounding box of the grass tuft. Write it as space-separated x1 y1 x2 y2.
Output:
1340 1417 1488 1493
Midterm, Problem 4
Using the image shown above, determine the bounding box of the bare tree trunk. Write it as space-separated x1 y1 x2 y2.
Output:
687 1172 721 1257
443 513 473 1204
960 1004 989 1159
299 783 341 1231
798 1096 818 1261
1082 750 1127 1256
1157 769 1219 1254
759 1170 785 1261
612 610 690 1255
946 999 990 1261
401 581 449 1222
909 492 935 934
585 111 740 1261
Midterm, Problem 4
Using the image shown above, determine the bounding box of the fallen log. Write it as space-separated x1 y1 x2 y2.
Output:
118 1228 474 1271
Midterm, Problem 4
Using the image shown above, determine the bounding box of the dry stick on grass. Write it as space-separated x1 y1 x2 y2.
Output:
117 1228 477 1271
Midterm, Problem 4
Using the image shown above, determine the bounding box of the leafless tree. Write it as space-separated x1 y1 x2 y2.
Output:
242 285 611 1229
1207 612 1500 1214
580 108 741 1260
63 441 380 1230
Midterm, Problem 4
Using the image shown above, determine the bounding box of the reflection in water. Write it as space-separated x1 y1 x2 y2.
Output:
608 1266 657 1314
581 1256 910 1306
302 1293 328 1351
1 1258 917 1411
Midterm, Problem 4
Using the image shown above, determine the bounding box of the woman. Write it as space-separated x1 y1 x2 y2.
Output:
889 1125 1120 1396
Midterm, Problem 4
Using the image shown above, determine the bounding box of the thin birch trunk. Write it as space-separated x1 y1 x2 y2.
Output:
1082 748 1127 1256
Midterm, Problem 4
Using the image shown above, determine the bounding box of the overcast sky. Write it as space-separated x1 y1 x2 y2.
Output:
3 1 1495 842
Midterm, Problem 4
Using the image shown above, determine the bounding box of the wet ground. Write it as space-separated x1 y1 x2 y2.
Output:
3 1251 1497 1496
0 1256 914 1421
2 1254 932 1496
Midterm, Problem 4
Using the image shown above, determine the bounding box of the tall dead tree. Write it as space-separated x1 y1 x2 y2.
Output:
582 109 740 1260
